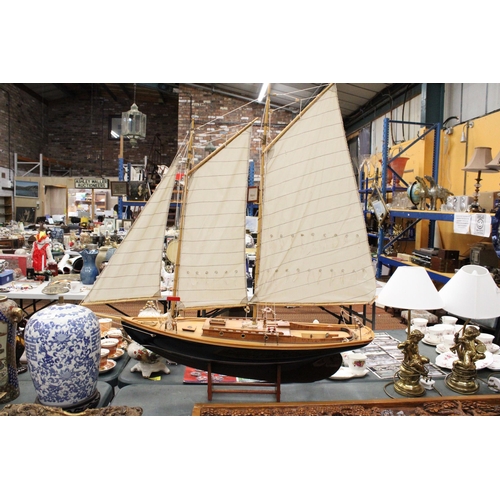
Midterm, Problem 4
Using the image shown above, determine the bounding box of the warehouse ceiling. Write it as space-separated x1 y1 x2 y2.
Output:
16 82 413 130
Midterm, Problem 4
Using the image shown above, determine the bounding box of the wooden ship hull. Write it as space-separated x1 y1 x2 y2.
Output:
121 316 375 383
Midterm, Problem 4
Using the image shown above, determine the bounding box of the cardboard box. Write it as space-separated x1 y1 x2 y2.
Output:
396 253 412 262
478 191 500 212
0 269 14 285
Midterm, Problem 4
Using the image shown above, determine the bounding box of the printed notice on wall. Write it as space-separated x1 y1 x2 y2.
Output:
470 213 491 237
453 213 491 236
453 213 471 234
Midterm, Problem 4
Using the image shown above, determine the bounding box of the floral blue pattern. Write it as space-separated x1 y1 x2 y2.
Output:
24 303 100 407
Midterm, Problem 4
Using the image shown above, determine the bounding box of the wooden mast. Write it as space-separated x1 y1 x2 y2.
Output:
252 85 271 319
171 119 195 310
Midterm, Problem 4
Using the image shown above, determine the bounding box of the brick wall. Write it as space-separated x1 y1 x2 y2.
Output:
178 84 293 173
0 84 47 173
45 90 179 177
1 84 293 180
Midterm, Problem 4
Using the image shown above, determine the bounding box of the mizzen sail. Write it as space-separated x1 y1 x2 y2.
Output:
83 163 177 305
251 84 376 306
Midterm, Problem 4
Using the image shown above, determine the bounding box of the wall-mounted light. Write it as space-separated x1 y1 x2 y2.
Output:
460 121 474 143
443 116 459 134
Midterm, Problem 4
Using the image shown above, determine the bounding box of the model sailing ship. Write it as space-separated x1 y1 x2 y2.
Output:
83 84 376 383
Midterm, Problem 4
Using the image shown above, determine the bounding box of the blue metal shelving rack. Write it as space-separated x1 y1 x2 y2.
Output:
375 117 443 279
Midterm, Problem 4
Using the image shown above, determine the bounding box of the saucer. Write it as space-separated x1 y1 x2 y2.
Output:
488 343 500 354
487 355 500 371
435 350 493 370
109 348 125 360
422 335 440 346
436 344 451 354
329 367 369 380
99 359 117 373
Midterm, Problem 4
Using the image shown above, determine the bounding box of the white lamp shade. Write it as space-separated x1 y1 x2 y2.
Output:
376 266 444 310
439 264 500 319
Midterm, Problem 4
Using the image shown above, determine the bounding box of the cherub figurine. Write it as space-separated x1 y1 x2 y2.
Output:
398 329 429 376
451 325 486 370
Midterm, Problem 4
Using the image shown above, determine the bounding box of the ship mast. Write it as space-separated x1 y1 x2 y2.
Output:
252 85 271 319
171 118 195 316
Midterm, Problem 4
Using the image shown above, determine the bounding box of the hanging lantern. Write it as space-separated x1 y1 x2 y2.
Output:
122 101 147 148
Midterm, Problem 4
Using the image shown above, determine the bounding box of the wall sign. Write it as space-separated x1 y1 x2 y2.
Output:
74 178 109 189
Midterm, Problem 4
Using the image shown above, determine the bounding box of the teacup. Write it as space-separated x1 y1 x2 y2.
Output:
70 280 81 292
101 338 119 356
107 328 123 344
99 318 113 333
100 348 110 369
412 318 428 328
411 318 428 333
341 351 352 367
441 315 458 325
427 324 452 344
442 334 455 349
348 352 367 375
478 333 495 350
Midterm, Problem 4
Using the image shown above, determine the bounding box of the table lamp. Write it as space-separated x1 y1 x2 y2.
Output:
376 266 444 396
462 147 499 212
438 264 500 393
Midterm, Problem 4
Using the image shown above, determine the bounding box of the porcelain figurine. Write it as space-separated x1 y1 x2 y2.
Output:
127 341 170 378
31 230 56 272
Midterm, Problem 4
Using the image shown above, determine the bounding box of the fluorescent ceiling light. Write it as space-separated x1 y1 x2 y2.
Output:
257 83 269 102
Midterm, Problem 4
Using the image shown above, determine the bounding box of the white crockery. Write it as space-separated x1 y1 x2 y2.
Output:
441 315 458 325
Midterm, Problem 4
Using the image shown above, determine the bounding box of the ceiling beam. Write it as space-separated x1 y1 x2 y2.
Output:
99 84 118 102
52 83 75 98
118 84 133 101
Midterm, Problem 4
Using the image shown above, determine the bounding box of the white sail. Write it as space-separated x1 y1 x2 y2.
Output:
83 164 177 304
251 84 376 305
174 127 252 309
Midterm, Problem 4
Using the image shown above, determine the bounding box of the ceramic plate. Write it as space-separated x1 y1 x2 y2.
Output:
329 367 369 380
422 335 440 346
436 344 451 354
488 344 500 354
435 350 493 370
109 348 125 360
487 355 500 371
99 359 116 373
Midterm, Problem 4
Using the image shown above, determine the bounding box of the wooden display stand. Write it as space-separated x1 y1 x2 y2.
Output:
206 362 281 402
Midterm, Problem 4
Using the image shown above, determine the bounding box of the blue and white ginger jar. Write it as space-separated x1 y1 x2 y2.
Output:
24 303 101 408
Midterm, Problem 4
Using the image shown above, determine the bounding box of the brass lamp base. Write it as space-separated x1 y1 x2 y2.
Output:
445 364 479 394
394 363 426 397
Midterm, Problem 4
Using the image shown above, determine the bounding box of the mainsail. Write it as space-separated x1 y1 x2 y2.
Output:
83 163 177 304
251 84 376 305
174 124 253 309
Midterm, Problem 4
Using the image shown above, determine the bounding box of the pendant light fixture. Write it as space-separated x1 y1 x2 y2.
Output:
122 84 147 148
